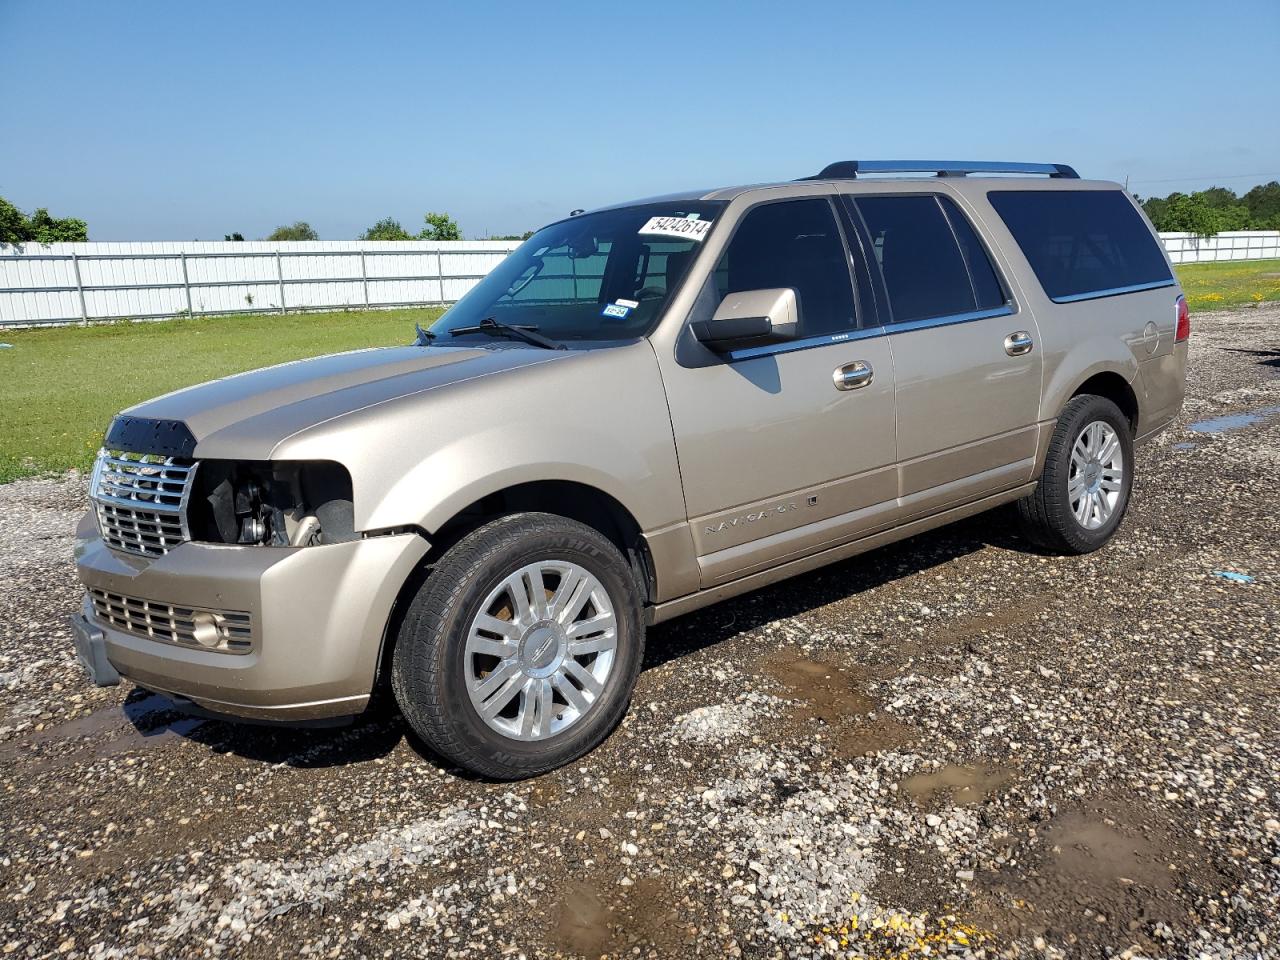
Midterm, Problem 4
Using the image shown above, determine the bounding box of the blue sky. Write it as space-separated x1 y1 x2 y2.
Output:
2 0 1277 240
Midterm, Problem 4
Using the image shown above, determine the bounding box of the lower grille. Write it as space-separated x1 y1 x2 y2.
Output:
89 589 253 654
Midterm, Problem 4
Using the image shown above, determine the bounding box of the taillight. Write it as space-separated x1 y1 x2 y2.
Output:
1174 294 1191 343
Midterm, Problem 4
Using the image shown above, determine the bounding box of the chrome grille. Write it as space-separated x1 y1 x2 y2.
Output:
89 588 253 654
90 449 196 557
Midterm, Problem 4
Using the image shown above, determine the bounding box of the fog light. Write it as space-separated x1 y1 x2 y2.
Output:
191 611 225 649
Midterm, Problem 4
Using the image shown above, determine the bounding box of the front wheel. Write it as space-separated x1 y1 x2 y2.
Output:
391 513 644 779
1016 394 1134 554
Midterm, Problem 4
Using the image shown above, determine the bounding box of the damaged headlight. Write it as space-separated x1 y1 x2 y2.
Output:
187 460 356 547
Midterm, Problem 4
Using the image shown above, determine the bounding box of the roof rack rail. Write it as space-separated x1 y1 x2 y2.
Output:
803 160 1079 180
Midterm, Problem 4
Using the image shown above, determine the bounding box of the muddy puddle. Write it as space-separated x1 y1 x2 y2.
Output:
972 798 1213 951
1041 811 1176 890
554 880 611 957
1188 403 1280 434
0 692 205 767
550 876 691 957
902 764 1011 806
758 650 914 756
761 652 877 719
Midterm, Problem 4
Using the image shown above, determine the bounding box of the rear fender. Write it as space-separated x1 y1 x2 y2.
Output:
1041 342 1138 424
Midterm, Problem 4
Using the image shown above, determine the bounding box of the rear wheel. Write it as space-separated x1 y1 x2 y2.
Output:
1017 394 1133 554
391 513 644 779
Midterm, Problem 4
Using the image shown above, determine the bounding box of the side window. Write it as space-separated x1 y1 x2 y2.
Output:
854 195 980 324
939 197 1007 310
987 190 1173 302
714 199 856 337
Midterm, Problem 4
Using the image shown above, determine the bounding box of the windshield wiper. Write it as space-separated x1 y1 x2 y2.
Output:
449 317 565 351
414 323 436 345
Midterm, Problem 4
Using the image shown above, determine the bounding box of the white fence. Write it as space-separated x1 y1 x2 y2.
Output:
0 240 520 327
1160 231 1280 264
3 231 1279 327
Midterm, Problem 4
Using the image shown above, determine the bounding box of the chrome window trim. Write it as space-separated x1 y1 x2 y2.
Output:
723 305 1015 362
881 305 1014 335
725 325 886 362
1049 279 1177 304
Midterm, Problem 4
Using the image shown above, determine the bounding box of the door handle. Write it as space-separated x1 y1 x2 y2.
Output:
1004 331 1034 356
833 360 874 391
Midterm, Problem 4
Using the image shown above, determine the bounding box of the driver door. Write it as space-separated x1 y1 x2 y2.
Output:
656 196 899 587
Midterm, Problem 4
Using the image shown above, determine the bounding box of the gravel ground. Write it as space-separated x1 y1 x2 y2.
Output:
1 305 1277 960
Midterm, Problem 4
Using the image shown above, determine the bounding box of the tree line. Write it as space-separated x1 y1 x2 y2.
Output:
251 213 461 241
10 182 1280 246
256 212 464 241
1 198 534 244
11 181 1280 246
1139 181 1280 237
257 213 532 242
0 196 88 243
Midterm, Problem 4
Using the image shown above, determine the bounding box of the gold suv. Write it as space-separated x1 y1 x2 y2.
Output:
71 161 1189 778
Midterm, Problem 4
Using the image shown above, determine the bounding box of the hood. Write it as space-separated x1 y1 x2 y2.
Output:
118 344 571 459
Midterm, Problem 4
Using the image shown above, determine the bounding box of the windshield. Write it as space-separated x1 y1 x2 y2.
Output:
428 201 724 344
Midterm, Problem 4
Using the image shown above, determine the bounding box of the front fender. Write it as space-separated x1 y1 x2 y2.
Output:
272 341 686 537
371 428 667 535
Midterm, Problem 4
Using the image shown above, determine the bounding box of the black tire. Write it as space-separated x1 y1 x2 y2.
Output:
1016 394 1134 554
391 512 644 780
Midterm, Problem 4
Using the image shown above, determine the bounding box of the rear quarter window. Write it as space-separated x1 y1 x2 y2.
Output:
988 190 1172 302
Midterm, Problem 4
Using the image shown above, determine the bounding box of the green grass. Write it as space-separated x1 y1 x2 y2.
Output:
1176 258 1280 311
0 307 443 483
1 257 1277 483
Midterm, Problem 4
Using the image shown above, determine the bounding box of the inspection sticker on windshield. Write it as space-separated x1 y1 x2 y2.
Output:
602 303 632 319
639 216 713 242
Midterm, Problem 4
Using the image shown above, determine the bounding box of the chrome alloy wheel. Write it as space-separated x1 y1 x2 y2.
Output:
463 560 617 741
1068 420 1124 530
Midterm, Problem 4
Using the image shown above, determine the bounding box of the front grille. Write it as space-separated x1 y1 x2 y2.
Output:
90 450 196 557
89 588 253 654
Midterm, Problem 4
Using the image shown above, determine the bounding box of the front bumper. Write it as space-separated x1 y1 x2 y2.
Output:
72 512 430 721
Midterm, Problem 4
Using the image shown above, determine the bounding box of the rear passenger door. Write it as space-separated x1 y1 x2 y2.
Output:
844 191 1042 518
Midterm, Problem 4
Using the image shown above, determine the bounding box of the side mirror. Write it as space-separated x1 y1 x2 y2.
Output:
690 288 799 352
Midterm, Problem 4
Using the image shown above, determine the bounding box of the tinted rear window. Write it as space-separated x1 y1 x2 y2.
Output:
855 194 1003 324
988 190 1172 302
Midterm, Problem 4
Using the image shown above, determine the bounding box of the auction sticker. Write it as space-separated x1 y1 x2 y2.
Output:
639 216 713 241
